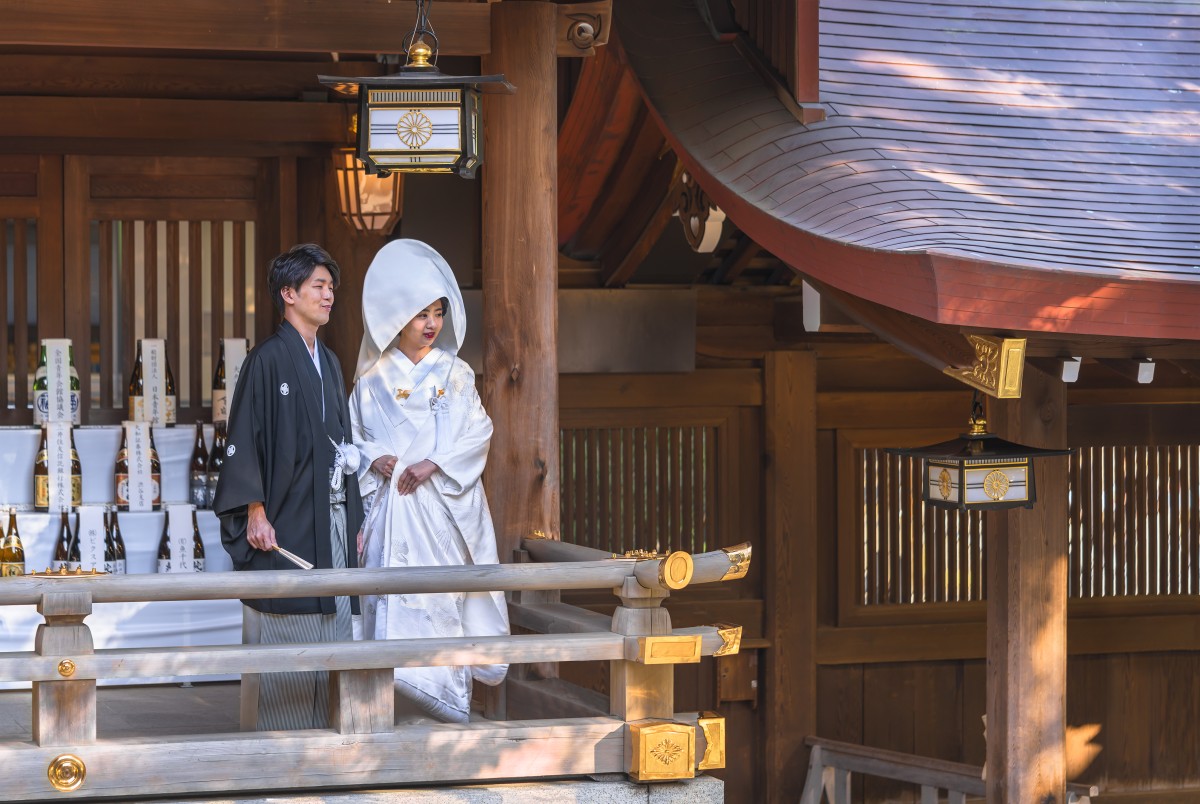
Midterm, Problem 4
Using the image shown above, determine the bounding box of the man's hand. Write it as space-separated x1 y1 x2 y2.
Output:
246 501 278 552
371 454 398 479
396 459 438 496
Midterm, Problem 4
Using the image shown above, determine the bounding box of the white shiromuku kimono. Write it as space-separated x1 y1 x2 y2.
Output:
350 240 509 724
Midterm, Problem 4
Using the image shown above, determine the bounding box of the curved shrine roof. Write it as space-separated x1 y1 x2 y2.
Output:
615 0 1200 339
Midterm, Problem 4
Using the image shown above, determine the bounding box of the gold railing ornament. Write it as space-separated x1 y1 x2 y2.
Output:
720 543 752 581
56 659 76 678
47 754 86 793
658 550 694 590
628 720 695 781
710 623 743 657
527 530 550 540
697 712 726 771
615 548 664 560
30 567 107 578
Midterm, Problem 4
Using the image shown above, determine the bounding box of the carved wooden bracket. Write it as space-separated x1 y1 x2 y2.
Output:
675 171 726 253
556 1 611 57
943 335 1027 399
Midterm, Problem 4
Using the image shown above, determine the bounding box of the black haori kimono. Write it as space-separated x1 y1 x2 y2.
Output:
213 319 363 730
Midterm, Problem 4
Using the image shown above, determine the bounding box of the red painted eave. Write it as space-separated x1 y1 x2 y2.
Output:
614 0 1200 341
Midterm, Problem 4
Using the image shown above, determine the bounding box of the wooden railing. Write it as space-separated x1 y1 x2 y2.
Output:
0 538 749 799
800 737 1100 804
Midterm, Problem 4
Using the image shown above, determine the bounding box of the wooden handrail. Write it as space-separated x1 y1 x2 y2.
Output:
801 737 1100 803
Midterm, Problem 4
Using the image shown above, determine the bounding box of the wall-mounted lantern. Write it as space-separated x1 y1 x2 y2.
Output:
887 395 1072 511
319 0 514 179
332 144 403 233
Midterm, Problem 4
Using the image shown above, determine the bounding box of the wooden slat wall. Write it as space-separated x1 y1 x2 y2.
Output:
818 652 1200 803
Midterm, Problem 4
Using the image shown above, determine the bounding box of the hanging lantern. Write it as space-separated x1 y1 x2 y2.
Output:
318 0 514 179
332 145 403 233
887 395 1072 511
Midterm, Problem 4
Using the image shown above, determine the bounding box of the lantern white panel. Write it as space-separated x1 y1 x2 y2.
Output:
368 107 462 152
963 465 1029 504
926 463 960 503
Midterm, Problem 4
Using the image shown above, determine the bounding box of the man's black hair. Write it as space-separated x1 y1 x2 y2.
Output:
267 243 341 315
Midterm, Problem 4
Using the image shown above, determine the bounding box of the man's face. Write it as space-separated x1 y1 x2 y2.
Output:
282 265 335 330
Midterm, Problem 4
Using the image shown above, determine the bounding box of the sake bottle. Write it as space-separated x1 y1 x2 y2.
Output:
189 422 209 508
103 508 117 574
33 427 49 512
191 510 206 572
51 512 76 573
156 514 171 573
114 426 130 509
148 428 163 509
212 340 228 424
164 356 178 427
207 422 226 508
0 508 25 577
109 506 127 575
127 341 144 422
31 344 48 425
37 344 82 425
65 511 81 573
68 427 83 509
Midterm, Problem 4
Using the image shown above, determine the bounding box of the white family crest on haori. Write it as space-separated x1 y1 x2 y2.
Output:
279 382 290 396
349 239 508 724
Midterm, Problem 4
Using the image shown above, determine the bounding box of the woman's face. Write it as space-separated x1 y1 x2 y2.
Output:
397 300 445 356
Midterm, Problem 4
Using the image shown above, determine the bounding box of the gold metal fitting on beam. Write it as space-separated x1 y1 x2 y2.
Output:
720 543 752 581
631 635 702 665
658 551 694 590
56 659 76 678
710 623 743 657
697 712 727 770
47 754 86 792
628 720 696 782
944 334 1026 399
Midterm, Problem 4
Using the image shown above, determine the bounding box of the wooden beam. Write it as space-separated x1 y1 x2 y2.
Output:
0 55 386 100
808 277 976 371
793 0 820 103
712 233 760 284
985 367 1068 804
1168 358 1200 379
482 1 560 560
0 97 348 143
599 156 682 287
763 352 818 803
0 0 490 55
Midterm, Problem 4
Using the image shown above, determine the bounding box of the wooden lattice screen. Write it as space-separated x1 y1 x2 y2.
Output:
853 443 1200 608
560 423 717 555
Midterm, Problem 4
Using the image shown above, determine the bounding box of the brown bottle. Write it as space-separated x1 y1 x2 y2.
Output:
116 426 162 510
207 422 226 508
109 506 127 575
68 428 82 509
0 508 25 577
212 340 228 424
127 342 144 421
192 510 206 572
156 513 171 573
189 422 209 509
50 511 76 573
33 427 49 511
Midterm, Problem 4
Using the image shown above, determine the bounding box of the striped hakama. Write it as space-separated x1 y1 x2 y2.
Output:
242 491 352 731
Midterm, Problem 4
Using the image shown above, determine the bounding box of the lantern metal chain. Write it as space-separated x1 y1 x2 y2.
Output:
403 0 440 65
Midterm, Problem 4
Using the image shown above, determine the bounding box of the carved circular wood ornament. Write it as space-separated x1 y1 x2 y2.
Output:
676 172 726 253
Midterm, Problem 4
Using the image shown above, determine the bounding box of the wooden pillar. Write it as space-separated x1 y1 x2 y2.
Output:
481 1 559 560
986 368 1068 804
763 351 818 803
33 592 96 746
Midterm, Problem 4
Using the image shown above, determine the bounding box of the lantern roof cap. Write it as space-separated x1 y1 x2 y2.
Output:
319 67 515 97
888 432 1072 462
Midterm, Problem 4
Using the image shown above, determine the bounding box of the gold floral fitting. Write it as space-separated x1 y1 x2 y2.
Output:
614 548 665 560
29 567 107 578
